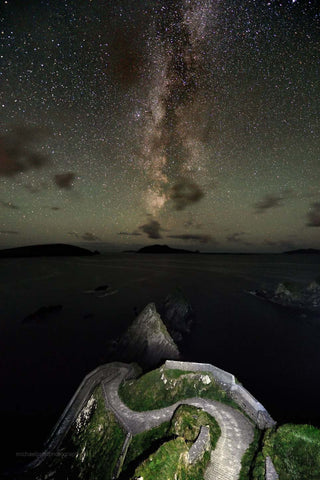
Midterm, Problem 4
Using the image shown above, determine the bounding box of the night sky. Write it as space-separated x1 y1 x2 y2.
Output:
1 0 319 252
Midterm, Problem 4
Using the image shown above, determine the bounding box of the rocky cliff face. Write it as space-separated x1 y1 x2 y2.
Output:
114 303 180 369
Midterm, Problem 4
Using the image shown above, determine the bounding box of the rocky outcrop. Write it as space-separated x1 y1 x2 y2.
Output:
114 303 180 368
252 280 320 311
158 289 195 343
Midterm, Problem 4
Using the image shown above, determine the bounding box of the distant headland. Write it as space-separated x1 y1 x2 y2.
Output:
0 243 100 258
283 248 320 255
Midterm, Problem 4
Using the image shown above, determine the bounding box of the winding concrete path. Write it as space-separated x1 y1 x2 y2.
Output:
24 362 254 480
102 365 254 480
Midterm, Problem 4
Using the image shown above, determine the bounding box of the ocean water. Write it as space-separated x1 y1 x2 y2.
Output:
1 253 320 470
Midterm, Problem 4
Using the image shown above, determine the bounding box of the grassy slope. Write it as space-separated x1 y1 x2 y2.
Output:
37 386 126 480
119 367 239 412
133 437 189 480
123 421 171 470
70 386 126 480
239 427 262 480
262 424 320 480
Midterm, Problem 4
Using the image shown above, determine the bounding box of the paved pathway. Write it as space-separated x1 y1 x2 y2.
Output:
102 365 255 480
23 362 255 480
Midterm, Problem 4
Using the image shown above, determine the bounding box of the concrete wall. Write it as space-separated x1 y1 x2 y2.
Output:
265 456 279 480
188 425 211 464
164 360 235 385
164 360 276 430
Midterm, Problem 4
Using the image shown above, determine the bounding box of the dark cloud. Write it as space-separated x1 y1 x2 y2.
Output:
139 219 163 239
184 220 202 229
68 231 100 241
54 172 75 189
0 126 49 177
253 190 295 214
254 194 283 213
306 202 320 227
81 232 100 241
168 233 212 244
118 231 142 236
0 230 19 235
263 239 296 250
226 232 251 245
170 179 204 210
0 200 20 210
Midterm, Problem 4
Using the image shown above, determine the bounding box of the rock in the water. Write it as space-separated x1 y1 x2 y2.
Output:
23 305 63 324
253 279 320 310
84 284 118 297
94 285 109 292
114 303 180 368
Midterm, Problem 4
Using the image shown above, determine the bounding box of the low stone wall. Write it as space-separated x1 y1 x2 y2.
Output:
164 360 235 385
164 360 276 429
188 425 211 464
229 384 275 430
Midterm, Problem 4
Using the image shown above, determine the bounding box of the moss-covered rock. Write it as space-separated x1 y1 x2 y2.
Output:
170 404 220 449
262 424 320 480
70 387 126 479
119 367 238 412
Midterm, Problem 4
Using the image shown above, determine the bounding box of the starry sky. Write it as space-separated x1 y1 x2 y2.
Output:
0 0 319 252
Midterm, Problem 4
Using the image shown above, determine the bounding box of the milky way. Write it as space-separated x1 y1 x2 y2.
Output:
138 0 214 214
0 0 319 251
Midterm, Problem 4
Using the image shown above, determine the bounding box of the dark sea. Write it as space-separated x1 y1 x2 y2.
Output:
1 253 320 471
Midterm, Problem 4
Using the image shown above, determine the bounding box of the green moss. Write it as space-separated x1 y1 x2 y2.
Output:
131 435 211 480
119 367 239 412
179 450 211 480
123 421 171 470
252 452 266 480
170 404 221 450
70 386 126 480
239 428 262 480
132 431 213 480
133 437 189 480
263 424 320 480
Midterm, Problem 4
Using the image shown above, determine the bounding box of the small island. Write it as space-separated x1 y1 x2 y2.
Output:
137 244 198 254
0 243 100 258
